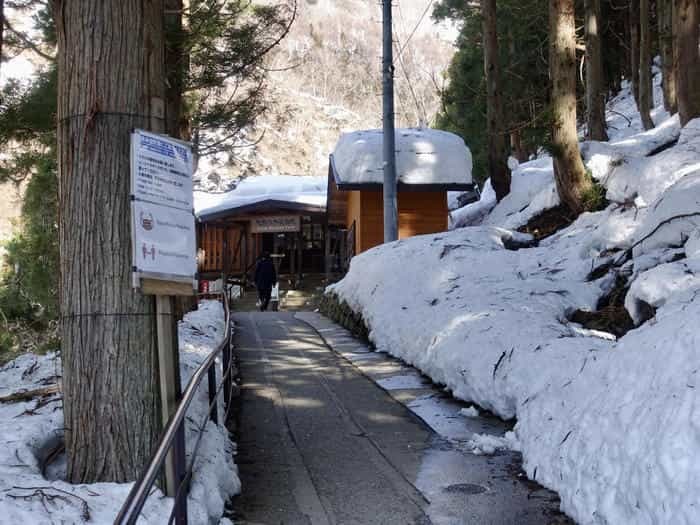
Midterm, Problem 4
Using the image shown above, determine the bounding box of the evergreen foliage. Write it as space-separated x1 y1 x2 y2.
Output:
433 0 549 185
0 1 294 324
183 0 296 154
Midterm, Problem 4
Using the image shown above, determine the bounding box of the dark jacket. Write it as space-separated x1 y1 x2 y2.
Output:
254 256 277 290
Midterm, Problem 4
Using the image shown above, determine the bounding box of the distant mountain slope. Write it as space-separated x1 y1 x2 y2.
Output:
194 0 457 191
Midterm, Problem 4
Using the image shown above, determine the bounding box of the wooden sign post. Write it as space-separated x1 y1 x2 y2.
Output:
130 130 197 498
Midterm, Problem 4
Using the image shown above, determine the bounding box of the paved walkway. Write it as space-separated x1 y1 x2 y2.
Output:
231 312 571 525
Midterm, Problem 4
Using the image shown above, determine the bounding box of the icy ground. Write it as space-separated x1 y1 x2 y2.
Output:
0 300 239 524
329 72 700 524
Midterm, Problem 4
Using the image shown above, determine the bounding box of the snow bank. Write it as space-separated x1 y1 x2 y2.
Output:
331 128 472 186
483 156 559 230
518 292 700 525
329 88 700 521
194 174 327 218
0 300 239 524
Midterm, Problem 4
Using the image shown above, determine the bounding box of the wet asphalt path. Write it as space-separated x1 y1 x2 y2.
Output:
231 312 571 525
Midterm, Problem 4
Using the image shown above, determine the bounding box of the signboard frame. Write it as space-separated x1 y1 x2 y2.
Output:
130 129 197 296
250 215 301 234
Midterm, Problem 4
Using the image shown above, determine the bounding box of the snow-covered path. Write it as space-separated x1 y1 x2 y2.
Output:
231 311 570 524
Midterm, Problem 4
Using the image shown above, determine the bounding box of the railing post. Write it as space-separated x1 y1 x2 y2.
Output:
222 337 231 413
172 420 188 525
208 365 218 425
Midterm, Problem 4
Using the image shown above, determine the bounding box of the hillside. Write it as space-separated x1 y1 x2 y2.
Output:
194 0 457 191
326 73 700 524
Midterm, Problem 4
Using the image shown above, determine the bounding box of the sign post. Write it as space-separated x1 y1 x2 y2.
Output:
130 129 196 501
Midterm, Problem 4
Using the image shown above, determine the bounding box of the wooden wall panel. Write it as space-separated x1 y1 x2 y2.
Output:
346 190 362 253
328 178 349 226
357 190 448 253
197 223 247 274
359 190 383 253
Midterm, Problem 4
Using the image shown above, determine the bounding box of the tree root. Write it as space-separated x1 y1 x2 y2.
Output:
4 485 91 522
0 384 60 404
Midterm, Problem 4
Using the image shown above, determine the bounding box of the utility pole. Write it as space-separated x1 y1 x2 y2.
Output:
382 0 398 243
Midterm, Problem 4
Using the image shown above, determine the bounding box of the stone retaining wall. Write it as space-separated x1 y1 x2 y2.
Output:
318 292 372 346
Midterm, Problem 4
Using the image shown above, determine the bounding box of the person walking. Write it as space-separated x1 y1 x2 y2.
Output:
254 251 277 312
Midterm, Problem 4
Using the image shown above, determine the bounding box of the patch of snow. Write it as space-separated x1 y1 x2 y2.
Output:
331 128 472 186
483 156 559 231
630 170 700 258
459 406 479 418
450 179 496 228
0 300 239 523
625 260 700 324
464 431 519 456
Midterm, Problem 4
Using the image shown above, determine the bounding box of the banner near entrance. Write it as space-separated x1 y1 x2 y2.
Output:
250 215 301 233
130 129 196 294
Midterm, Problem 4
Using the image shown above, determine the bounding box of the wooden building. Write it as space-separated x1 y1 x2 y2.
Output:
195 176 327 282
327 128 474 258
195 129 474 284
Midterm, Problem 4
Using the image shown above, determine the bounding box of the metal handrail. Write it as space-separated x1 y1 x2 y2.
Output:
115 291 234 525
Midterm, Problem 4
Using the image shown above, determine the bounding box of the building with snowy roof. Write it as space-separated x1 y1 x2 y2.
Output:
194 175 328 280
193 128 473 284
328 128 474 258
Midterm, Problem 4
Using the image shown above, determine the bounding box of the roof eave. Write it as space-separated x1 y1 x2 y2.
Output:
328 154 474 192
197 199 327 223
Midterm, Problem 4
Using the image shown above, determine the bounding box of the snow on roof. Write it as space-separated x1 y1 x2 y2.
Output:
330 128 473 187
194 175 327 219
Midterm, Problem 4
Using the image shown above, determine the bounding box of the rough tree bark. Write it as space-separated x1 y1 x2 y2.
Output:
638 0 655 129
55 0 165 483
165 0 196 320
550 0 591 215
0 0 4 74
658 0 678 113
584 0 608 140
481 0 510 201
674 0 700 126
630 0 641 105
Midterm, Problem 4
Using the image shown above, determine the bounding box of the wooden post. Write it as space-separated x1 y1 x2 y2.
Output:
297 230 303 287
155 295 182 497
324 224 331 281
290 232 296 281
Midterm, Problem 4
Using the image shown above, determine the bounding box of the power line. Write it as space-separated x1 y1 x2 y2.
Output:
397 0 434 58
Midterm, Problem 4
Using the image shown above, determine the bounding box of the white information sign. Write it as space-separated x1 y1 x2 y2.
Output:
133 201 197 277
131 130 196 284
131 129 194 211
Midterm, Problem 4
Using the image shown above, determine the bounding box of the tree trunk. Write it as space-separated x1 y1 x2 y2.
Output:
481 0 510 201
639 0 655 129
584 0 608 140
55 0 165 483
675 0 700 126
510 130 528 162
550 0 591 215
658 0 678 113
0 0 4 74
165 0 196 319
630 0 641 105
165 0 186 139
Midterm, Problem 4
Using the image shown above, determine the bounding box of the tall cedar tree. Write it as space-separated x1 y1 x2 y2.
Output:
658 0 678 113
481 0 510 200
629 0 641 105
584 0 608 140
549 0 591 214
674 0 700 125
638 0 655 130
55 0 164 483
